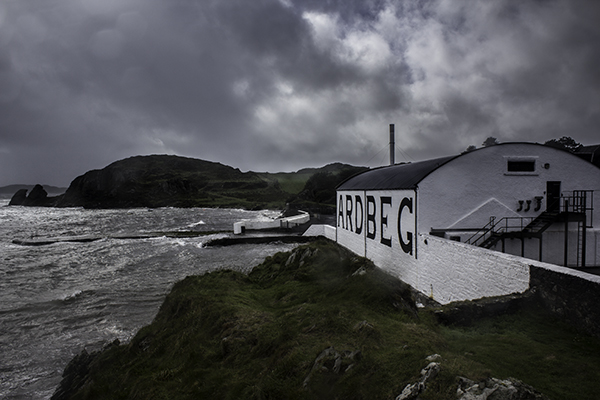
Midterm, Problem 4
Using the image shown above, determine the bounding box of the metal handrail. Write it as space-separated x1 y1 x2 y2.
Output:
562 190 594 227
465 190 594 247
465 216 496 246
466 216 534 247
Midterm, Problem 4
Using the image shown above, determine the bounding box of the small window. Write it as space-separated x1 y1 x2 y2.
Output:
507 160 535 172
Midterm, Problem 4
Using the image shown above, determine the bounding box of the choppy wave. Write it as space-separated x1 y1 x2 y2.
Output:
60 290 84 302
0 205 297 399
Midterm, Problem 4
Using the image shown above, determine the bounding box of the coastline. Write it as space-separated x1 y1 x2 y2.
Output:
50 240 600 400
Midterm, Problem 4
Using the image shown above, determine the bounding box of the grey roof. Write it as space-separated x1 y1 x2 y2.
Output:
575 144 600 167
575 144 600 153
337 155 457 191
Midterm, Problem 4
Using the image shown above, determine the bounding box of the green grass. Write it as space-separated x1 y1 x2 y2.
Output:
257 172 313 195
432 304 600 399
63 240 600 400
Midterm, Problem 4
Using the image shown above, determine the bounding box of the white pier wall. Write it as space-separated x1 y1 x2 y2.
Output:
303 224 336 241
234 211 310 234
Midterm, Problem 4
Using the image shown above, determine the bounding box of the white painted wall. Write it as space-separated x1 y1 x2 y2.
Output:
336 189 421 297
419 144 600 232
303 224 336 241
335 143 600 302
336 190 367 256
418 144 600 266
336 189 417 257
335 217 533 304
417 234 530 304
233 211 310 234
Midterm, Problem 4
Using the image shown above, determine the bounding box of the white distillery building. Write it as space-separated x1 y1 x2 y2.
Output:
335 142 600 303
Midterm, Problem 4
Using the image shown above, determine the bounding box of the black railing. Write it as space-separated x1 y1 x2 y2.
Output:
562 190 594 227
465 216 534 247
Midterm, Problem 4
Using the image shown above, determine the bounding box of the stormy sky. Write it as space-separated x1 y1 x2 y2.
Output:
1 0 599 186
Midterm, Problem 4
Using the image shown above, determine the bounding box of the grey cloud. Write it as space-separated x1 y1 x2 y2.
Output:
0 0 599 186
293 0 389 24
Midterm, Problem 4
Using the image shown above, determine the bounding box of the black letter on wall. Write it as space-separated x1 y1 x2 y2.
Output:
355 195 363 235
345 195 353 232
397 197 413 255
380 196 392 247
338 194 344 229
366 195 376 240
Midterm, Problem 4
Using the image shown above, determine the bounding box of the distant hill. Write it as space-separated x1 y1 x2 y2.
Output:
257 162 368 203
56 155 286 209
280 163 368 211
6 155 367 210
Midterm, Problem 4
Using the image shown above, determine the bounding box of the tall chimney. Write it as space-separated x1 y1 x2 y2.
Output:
389 124 395 165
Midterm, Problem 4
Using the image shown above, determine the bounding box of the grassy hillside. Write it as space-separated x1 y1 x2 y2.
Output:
54 240 600 400
262 163 369 212
257 171 314 196
57 155 290 209
258 163 368 200
9 156 367 209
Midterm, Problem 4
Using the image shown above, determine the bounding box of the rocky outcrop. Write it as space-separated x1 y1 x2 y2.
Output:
8 189 28 205
302 346 362 391
456 376 549 400
51 349 96 400
52 340 120 400
396 357 441 400
396 355 549 400
9 184 62 206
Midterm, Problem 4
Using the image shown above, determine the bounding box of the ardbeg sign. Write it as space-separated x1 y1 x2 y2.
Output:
337 191 416 257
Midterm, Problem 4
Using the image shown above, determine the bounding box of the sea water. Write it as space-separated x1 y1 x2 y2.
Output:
0 200 297 399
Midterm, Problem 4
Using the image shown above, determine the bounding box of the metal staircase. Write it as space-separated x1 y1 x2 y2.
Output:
465 190 593 267
466 216 539 249
522 212 560 234
478 232 501 249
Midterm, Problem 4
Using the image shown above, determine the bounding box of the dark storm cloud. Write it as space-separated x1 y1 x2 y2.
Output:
0 0 599 186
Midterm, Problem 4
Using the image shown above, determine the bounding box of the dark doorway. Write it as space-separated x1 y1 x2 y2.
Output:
546 181 561 212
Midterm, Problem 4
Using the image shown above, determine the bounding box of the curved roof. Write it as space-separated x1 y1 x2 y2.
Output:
337 141 600 191
337 155 457 190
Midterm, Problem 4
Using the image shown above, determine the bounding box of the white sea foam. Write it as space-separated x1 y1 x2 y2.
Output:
61 290 83 302
187 220 206 227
